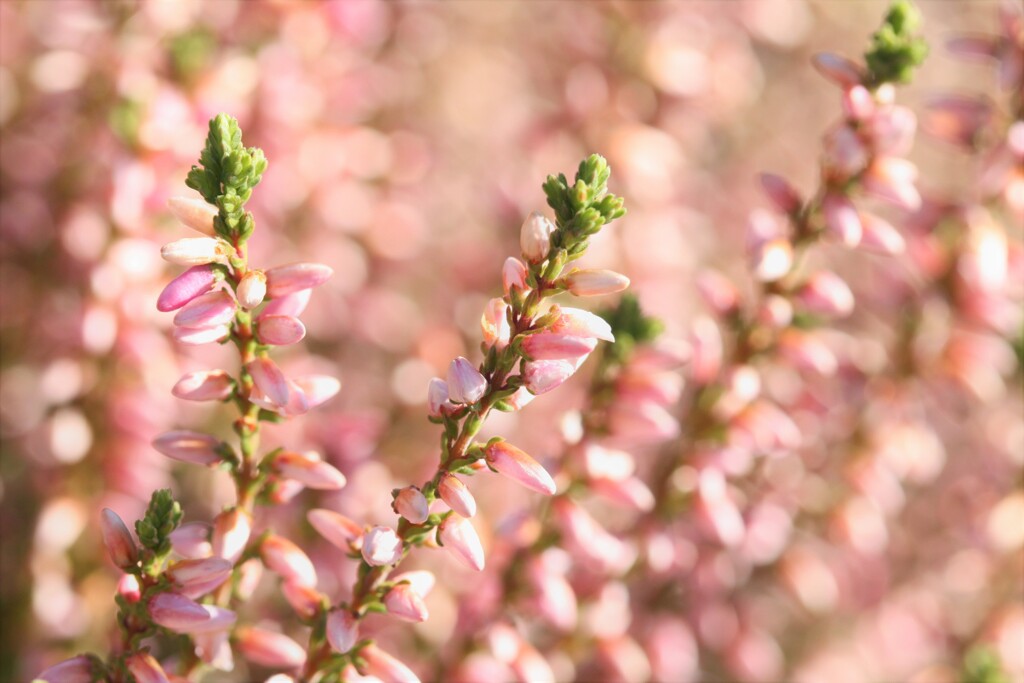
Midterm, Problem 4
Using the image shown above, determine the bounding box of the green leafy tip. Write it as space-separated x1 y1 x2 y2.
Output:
543 154 626 254
864 0 929 86
134 488 183 557
961 646 1009 683
599 294 664 364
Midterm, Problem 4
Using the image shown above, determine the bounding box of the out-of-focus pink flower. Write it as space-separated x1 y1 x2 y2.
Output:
823 193 863 247
599 636 653 683
549 306 615 342
273 451 346 490
759 173 802 214
261 535 318 588
172 369 233 401
438 514 485 571
811 52 864 88
361 526 403 566
485 441 556 495
247 357 291 407
520 211 556 263
152 430 224 467
778 329 838 375
553 498 635 574
308 509 363 550
689 316 723 384
118 573 141 603
503 256 529 293
169 523 212 559
213 508 252 563
326 609 359 654
157 264 217 312
148 592 212 632
291 375 341 410
125 653 169 683
797 271 855 318
160 237 227 267
359 644 421 683
235 627 307 669
237 270 266 310
193 630 233 671
924 95 992 147
564 269 630 296
526 553 578 631
647 618 700 683
842 85 876 122
384 582 430 622
166 557 232 598
167 196 218 236
869 105 917 157
36 655 97 683
757 295 794 329
591 476 656 512
438 473 477 518
257 315 307 345
100 508 138 569
393 486 430 525
265 262 333 298
523 359 579 395
608 402 680 443
859 212 906 254
696 270 741 316
453 653 513 683
695 469 745 547
281 581 325 620
511 642 556 683
480 298 511 349
522 333 597 361
447 357 487 404
751 237 794 282
823 125 870 178
173 290 236 329
863 157 921 209
260 289 311 318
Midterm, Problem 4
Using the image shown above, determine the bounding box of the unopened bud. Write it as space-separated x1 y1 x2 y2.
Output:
237 270 267 309
520 211 556 263
100 508 138 569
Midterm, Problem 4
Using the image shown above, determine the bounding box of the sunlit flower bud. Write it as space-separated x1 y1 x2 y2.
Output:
327 610 359 654
438 473 477 518
797 271 855 318
265 263 333 298
237 270 267 309
863 157 921 209
757 295 793 329
777 330 838 375
823 125 869 178
172 369 233 401
520 211 556 263
236 627 307 669
870 105 917 158
308 509 363 550
384 582 429 622
260 288 311 319
291 374 340 410
118 573 141 603
857 212 905 254
962 210 1009 293
523 359 578 395
454 653 512 682
579 443 635 481
427 378 453 417
100 508 138 569
166 557 232 598
256 315 306 346
608 402 680 444
752 238 793 282
446 357 487 404
213 508 252 563
842 85 875 121
167 196 218 236
591 476 655 512
161 237 227 267
148 592 212 632
522 333 597 361
274 451 346 490
173 290 236 329
391 570 436 597
169 523 212 559
525 553 577 631
247 357 291 407
485 441 556 495
362 526 403 566
281 581 326 620
358 644 421 683
438 514 485 571
695 469 745 547
564 269 630 297
811 52 864 88
393 486 429 525
481 298 511 349
182 605 237 635
502 257 529 293
36 655 97 683
152 430 223 466
125 652 169 683
822 193 863 248
553 498 634 575
261 535 317 588
172 324 231 345
550 306 615 342
759 173 802 213
157 264 217 312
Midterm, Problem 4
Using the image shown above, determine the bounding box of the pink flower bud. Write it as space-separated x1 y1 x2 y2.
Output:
505 386 536 410
282 581 325 620
152 430 223 466
235 558 263 601
591 476 655 512
446 357 488 404
256 315 306 346
361 526 403 566
841 85 875 121
161 237 228 267
822 125 869 179
751 238 793 282
125 653 169 683
247 357 291 407
118 573 142 602
213 508 252 563
869 105 917 157
236 627 307 669
274 451 347 490
265 262 333 298
173 290 236 328
194 630 233 670
100 508 138 569
520 211 556 263
260 288 311 319
512 644 556 683
757 294 793 329
523 359 578 395
427 378 453 417
811 52 864 88
237 270 267 309
359 644 421 683
172 369 233 401
564 269 630 297
695 270 741 316
148 592 212 632
797 271 855 318
522 333 597 361
167 196 218 236
863 157 921 209
326 609 359 654
438 473 477 518
481 298 511 350
608 402 680 444
924 95 990 148
777 330 838 376
759 173 802 213
36 655 97 683
393 486 429 525
169 522 212 559
578 443 635 481
689 316 723 385
553 497 635 574
166 557 233 598
261 535 318 588
391 570 436 597
438 514 485 571
184 605 237 634
384 582 430 622
502 256 529 293
485 441 556 495
308 509 363 550
526 554 577 632
172 324 231 345
157 264 216 312
822 193 862 248
291 374 340 409
549 306 615 342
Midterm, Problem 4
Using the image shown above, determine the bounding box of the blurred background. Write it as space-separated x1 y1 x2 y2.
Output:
1 1 1021 681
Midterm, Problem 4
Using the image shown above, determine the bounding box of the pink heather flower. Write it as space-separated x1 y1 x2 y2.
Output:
608 402 680 444
169 522 212 559
485 441 556 495
100 508 138 569
194 630 233 671
759 173 802 214
616 370 683 407
553 497 635 574
924 95 992 147
260 288 311 319
778 330 838 376
512 644 556 683
166 557 232 598
172 324 230 345
282 581 325 620
308 509 363 550
236 559 263 601
550 306 615 342
751 238 793 282
359 644 421 683
689 316 723 385
427 378 453 417
152 430 223 466
564 269 630 297
695 270 741 316
261 534 318 588
522 359 578 395
591 476 656 513
213 508 252 563
125 653 169 683
291 374 341 409
811 52 864 88
863 157 921 209
384 582 430 622
265 262 333 298
118 573 142 603
869 105 917 157
167 196 218 236
480 298 511 349
446 357 488 404
257 315 306 345
797 271 855 318
505 386 536 411
393 486 430 525
273 451 346 490
361 526 403 566
598 637 652 683
173 290 237 328
841 84 876 122
183 605 237 634
172 369 233 401
520 211 556 263
236 627 307 669
157 264 217 312
160 237 227 267
36 655 97 683
578 443 635 481
247 357 291 407
696 469 745 547
526 552 577 632
822 125 869 178
391 570 436 597
326 609 359 654
502 256 529 293
822 193 863 248
148 592 212 632
438 473 477 518
438 514 485 571
521 333 597 361
237 270 267 309
757 295 794 329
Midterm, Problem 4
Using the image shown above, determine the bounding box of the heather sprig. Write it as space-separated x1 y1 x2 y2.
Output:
864 0 929 87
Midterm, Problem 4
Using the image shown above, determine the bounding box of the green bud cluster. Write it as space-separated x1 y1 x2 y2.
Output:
543 154 626 257
864 0 928 86
134 488 183 557
186 113 267 243
960 647 1009 683
599 294 664 364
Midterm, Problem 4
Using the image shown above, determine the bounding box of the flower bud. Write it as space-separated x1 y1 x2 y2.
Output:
391 570 436 597
480 298 511 349
326 610 359 654
591 476 656 512
549 306 615 342
166 557 233 598
172 369 233 401
308 509 363 550
260 289 311 318
118 573 141 603
520 211 556 263
100 508 138 569
247 357 291 407
236 627 307 669
505 386 537 411
148 592 212 632
167 196 218 236
384 582 430 622
257 315 306 346
689 316 723 385
811 52 864 88
759 173 802 214
273 451 347 490
822 125 869 179
359 644 421 683
173 290 236 329
172 324 231 345
125 653 169 683
157 264 216 312
777 330 838 376
523 359 578 395
169 523 212 559
485 442 556 495
608 402 680 444
859 212 906 254
282 581 325 620
237 270 267 309
438 514 485 571
265 262 333 298
797 271 855 318
751 238 793 282
393 486 429 525
757 295 794 329
438 473 477 518
261 534 318 588
863 157 921 210
361 526 403 566
842 85 876 122
502 257 529 293
446 357 488 404
152 430 224 467
822 193 863 248
291 374 341 409
695 270 740 316
213 508 252 563
427 378 453 417
564 269 630 297
184 605 237 634
36 655 97 683
521 333 597 361
161 237 228 267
